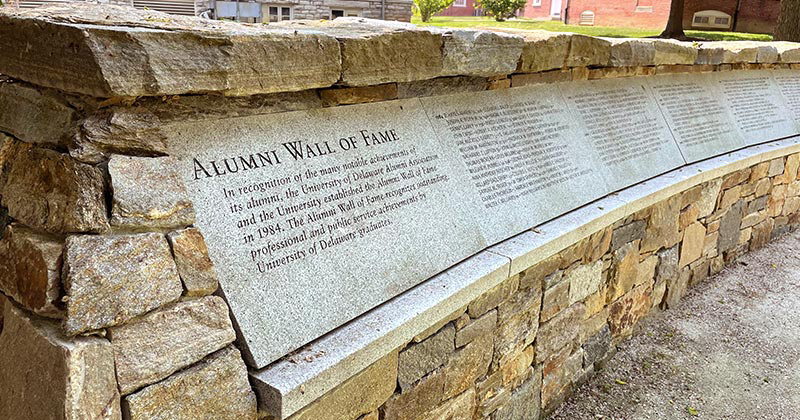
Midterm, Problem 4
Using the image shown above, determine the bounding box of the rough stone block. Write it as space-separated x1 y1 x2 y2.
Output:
611 219 646 252
1 143 108 234
679 222 706 268
541 274 568 322
656 245 679 283
167 228 219 296
443 333 492 399
287 352 398 420
398 324 455 390
381 368 445 420
63 233 183 335
467 275 518 318
455 309 496 348
606 38 656 67
488 29 571 73
641 196 681 253
608 241 639 302
536 303 584 364
0 4 341 97
110 296 236 395
0 224 63 317
775 41 800 63
493 370 542 420
664 267 691 308
421 388 475 420
109 155 195 229
608 284 652 338
0 302 122 420
718 200 745 253
123 346 256 420
567 260 603 305
567 34 611 67
650 39 698 65
429 28 523 77
582 324 612 368
494 281 542 367
274 18 443 86
0 81 77 145
696 41 760 64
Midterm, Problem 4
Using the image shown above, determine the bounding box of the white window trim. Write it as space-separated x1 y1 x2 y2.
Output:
532 0 541 6
691 10 732 29
453 0 467 7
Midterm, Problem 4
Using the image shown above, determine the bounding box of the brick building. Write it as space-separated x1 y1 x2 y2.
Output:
440 0 779 34
13 0 413 22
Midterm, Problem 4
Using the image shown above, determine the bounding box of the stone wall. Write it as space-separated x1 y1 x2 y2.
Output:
1 3 800 420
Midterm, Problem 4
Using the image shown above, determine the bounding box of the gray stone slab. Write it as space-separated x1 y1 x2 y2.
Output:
772 69 800 124
250 251 509 419
163 98 486 368
421 85 613 245
644 72 745 163
559 77 687 191
712 70 800 145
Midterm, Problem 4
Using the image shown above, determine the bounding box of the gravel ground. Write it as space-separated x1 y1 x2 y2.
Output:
549 230 800 420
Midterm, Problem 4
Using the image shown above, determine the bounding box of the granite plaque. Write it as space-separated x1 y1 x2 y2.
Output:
421 85 611 244
713 70 800 145
560 77 686 191
773 69 800 123
164 99 486 368
644 73 745 163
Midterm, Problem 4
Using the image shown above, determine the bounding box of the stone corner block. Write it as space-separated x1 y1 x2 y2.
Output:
109 295 236 395
775 41 800 63
63 232 183 335
567 34 611 67
695 41 761 65
1 143 109 234
123 346 256 420
0 301 122 420
605 38 656 67
167 227 219 296
0 4 341 97
109 155 195 229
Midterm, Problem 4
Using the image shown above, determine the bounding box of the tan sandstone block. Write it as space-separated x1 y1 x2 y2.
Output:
63 233 183 335
382 368 445 420
110 296 236 395
422 388 476 420
320 84 398 107
608 283 652 339
274 18 443 86
567 34 612 67
124 346 256 420
0 302 122 420
483 29 570 73
775 41 800 63
0 225 63 317
679 222 706 268
0 4 341 97
167 228 219 296
606 38 656 67
429 28 524 77
443 333 492 399
288 351 398 420
109 155 195 229
1 143 108 234
0 81 77 146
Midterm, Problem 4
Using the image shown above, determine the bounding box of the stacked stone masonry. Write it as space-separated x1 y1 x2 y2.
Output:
1 3 800 420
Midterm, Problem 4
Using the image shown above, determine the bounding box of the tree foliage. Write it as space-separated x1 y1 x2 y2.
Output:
775 0 800 41
413 0 455 22
477 0 526 21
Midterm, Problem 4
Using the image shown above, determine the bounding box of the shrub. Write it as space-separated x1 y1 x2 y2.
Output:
413 0 455 22
477 0 526 21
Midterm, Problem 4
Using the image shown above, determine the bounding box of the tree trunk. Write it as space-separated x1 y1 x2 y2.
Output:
659 0 686 39
775 0 800 41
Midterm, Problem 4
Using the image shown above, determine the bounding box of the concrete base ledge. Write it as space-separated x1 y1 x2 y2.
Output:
251 135 800 419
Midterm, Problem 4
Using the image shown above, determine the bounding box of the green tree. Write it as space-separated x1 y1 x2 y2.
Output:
413 0 455 22
477 0 526 21
775 0 800 41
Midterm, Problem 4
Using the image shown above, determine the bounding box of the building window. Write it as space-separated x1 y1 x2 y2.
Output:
532 0 541 7
691 10 732 29
267 6 292 22
331 8 362 17
453 0 467 7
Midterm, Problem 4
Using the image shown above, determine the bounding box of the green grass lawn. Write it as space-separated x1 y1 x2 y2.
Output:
410 16 773 41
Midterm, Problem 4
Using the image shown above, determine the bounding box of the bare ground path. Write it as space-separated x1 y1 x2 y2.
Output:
550 230 800 420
